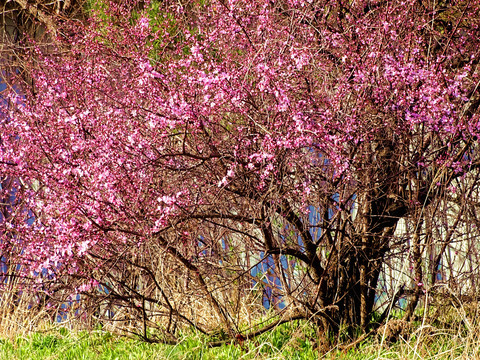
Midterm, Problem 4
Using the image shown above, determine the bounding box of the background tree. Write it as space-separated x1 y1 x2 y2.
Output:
1 0 480 345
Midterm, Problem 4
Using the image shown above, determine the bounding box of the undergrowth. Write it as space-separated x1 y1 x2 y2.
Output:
1 319 480 359
2 292 480 359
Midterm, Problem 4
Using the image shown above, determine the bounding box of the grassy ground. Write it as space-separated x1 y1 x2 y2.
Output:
0 325 316 360
0 295 479 360
1 321 480 360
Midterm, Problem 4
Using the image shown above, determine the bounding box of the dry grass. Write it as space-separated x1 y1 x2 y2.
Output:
3 285 480 359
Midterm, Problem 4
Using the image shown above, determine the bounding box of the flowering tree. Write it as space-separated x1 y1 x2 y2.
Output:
2 0 480 343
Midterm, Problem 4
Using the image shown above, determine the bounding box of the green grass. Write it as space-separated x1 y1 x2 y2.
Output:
0 331 164 360
0 321 318 360
2 320 480 359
